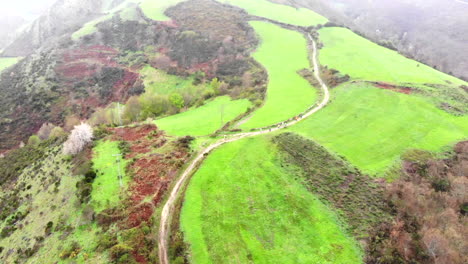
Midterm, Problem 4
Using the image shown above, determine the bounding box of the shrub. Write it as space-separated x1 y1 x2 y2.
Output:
59 242 80 259
169 93 185 109
37 123 56 140
123 96 142 123
118 141 131 156
431 178 451 192
140 94 170 119
28 135 41 146
110 244 133 260
45 221 53 236
96 233 118 252
49 126 65 138
64 115 81 131
89 108 112 126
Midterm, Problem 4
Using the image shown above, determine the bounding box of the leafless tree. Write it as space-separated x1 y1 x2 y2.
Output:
37 123 56 140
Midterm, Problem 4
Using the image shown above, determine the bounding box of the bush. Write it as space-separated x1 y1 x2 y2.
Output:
59 242 80 259
140 94 170 119
169 93 185 109
110 244 133 260
431 178 451 192
118 139 130 151
45 221 53 236
28 135 41 146
49 126 65 138
96 233 118 252
123 96 142 123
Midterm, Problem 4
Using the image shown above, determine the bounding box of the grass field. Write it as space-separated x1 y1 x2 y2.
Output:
239 21 316 130
290 83 468 176
156 96 251 136
140 0 186 21
0 57 20 73
140 65 207 95
91 140 130 212
181 135 363 264
217 0 327 26
72 0 140 40
318 27 467 86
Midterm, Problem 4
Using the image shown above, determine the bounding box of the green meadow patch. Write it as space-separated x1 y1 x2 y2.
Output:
181 135 363 264
139 65 207 95
72 0 141 40
240 21 316 130
91 140 130 212
0 57 20 73
140 0 186 21
318 27 467 86
290 83 468 176
217 0 327 26
156 96 251 136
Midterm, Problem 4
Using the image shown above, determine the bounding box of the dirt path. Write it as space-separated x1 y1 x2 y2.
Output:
158 34 329 264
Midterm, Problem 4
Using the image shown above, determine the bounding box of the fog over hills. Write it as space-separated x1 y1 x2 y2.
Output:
275 0 468 80
3 0 466 79
0 0 56 51
0 1 466 263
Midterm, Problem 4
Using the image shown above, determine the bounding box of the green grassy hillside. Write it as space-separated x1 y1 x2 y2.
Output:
181 135 363 264
72 0 141 40
156 96 251 136
140 65 208 95
290 83 468 176
0 142 111 263
240 21 316 130
91 140 130 212
318 27 466 86
140 0 187 21
0 57 20 73
217 0 327 26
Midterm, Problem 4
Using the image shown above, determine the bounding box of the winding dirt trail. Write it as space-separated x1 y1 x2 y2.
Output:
158 34 330 264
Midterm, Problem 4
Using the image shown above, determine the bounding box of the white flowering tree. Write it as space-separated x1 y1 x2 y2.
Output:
63 123 93 155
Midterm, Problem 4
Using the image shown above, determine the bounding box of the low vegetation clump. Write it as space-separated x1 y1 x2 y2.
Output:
0 137 62 187
274 133 391 238
367 141 468 264
181 135 363 263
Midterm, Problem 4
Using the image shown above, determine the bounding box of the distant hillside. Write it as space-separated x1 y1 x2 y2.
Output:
0 15 26 52
276 0 468 81
1 0 125 57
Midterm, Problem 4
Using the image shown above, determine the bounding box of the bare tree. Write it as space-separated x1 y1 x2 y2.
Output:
37 123 56 140
49 126 65 138
64 115 81 131
63 123 94 155
123 96 142 123
422 228 449 264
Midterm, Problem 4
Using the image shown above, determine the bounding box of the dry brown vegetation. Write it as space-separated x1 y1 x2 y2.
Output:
367 142 468 264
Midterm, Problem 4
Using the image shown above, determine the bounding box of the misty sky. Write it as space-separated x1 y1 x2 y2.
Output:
0 0 56 19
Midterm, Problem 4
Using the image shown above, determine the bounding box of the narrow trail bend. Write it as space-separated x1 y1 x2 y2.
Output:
158 34 330 264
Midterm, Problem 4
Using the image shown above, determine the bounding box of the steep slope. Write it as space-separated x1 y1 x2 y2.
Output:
0 15 26 51
0 0 265 153
1 0 125 56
